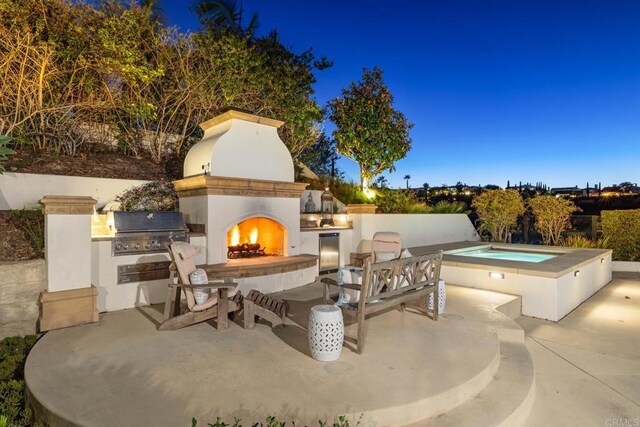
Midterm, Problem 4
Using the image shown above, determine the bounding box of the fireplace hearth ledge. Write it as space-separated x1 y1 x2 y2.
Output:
201 254 318 280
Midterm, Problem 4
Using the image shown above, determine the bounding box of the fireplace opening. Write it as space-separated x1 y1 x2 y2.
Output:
227 217 286 259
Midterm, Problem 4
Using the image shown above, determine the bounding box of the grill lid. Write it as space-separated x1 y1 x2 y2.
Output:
113 212 187 233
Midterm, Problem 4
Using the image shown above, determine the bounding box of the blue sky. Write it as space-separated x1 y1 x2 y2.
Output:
162 0 640 188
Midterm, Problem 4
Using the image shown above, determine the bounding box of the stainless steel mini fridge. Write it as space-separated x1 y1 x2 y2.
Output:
318 232 340 274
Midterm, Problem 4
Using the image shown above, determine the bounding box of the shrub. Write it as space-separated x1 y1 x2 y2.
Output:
601 210 640 261
528 195 578 245
192 414 360 427
117 181 178 212
560 235 610 249
431 200 470 214
375 189 430 214
329 181 371 205
8 210 44 255
0 136 15 174
0 335 38 426
405 203 432 214
472 189 525 242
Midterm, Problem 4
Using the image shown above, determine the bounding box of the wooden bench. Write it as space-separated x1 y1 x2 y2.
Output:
321 250 443 354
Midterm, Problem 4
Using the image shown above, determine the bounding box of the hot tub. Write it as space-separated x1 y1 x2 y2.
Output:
436 243 612 321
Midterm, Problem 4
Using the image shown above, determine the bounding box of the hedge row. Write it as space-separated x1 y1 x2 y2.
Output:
601 209 640 261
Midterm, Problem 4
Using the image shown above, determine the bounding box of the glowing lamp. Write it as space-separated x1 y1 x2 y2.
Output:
320 187 334 227
489 272 504 279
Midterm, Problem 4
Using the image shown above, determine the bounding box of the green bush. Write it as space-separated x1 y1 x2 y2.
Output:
0 335 38 427
560 235 610 249
193 414 360 427
117 181 178 212
329 181 371 205
601 210 640 261
430 200 470 214
472 189 525 242
0 136 15 174
374 189 430 214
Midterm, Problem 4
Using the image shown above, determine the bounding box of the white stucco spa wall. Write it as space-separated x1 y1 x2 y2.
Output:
0 173 149 210
555 252 612 319
349 213 480 253
183 119 293 182
440 251 612 321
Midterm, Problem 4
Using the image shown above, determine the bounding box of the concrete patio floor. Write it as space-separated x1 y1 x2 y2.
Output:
24 273 640 426
25 284 528 426
518 272 640 426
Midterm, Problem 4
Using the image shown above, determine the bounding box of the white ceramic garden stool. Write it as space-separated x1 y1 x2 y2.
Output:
308 305 344 362
427 279 446 313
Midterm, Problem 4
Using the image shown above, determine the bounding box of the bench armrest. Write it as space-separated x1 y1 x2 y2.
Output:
320 277 339 286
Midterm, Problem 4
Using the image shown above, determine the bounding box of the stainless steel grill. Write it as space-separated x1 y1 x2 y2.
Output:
112 212 189 256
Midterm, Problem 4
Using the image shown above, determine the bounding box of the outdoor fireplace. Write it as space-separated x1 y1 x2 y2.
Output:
174 109 307 266
227 217 286 259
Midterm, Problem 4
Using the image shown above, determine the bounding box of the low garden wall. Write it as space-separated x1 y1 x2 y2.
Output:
0 172 149 209
0 259 46 339
349 213 480 253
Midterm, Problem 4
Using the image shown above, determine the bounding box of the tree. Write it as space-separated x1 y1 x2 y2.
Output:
529 195 578 245
192 0 258 34
472 189 525 242
298 133 340 178
403 174 411 189
328 67 412 189
0 0 330 167
373 175 389 189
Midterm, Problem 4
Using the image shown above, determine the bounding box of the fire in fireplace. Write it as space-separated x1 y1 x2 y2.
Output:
226 217 286 259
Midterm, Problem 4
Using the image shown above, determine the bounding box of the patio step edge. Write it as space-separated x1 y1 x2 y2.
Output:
354 335 502 426
422 339 536 427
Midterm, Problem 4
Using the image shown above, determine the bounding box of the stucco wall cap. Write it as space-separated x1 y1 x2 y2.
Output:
39 195 97 215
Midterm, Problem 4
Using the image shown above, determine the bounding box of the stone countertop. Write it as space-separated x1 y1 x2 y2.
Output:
300 226 352 232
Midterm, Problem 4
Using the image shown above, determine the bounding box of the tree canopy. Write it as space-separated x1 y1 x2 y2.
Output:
328 67 412 189
472 189 525 242
529 195 578 245
0 0 330 168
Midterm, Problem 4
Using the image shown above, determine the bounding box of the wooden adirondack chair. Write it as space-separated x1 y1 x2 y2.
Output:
160 242 240 331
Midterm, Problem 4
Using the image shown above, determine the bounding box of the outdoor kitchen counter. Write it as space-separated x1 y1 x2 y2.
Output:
201 254 318 279
300 226 352 232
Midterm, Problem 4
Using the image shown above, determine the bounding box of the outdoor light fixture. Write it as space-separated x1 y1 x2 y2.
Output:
320 187 334 227
489 272 504 279
600 258 605 263
363 188 375 199
574 270 580 277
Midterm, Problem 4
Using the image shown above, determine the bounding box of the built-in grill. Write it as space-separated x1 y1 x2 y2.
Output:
112 212 189 256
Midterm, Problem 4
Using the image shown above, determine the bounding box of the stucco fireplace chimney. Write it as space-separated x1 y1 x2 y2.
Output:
174 109 308 266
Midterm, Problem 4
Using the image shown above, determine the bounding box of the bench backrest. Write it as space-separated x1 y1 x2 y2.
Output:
360 250 443 305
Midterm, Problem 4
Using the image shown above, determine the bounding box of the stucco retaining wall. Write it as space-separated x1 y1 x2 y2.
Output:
0 172 149 210
349 213 481 253
612 261 640 272
0 259 46 339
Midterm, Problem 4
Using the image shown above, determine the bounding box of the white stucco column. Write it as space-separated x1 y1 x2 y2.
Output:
38 195 99 331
